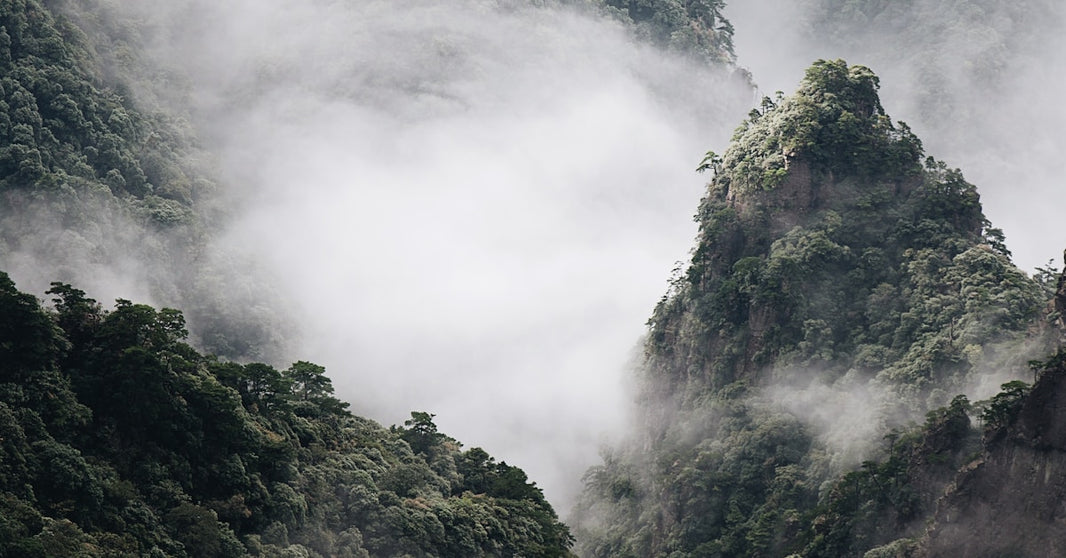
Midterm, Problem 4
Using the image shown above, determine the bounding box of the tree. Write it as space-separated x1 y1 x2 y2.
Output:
979 380 1030 431
981 220 1012 259
284 361 349 416
400 411 444 455
0 272 66 381
696 150 722 175
1033 258 1060 299
286 361 331 401
239 362 292 412
46 282 101 351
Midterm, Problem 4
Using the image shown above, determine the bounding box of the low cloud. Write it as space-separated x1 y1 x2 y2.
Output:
115 0 753 509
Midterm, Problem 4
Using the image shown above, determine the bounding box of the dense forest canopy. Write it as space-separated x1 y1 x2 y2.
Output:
0 0 194 204
0 271 574 557
0 0 299 363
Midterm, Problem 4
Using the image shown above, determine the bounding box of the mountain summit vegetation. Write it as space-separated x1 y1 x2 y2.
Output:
571 59 1062 557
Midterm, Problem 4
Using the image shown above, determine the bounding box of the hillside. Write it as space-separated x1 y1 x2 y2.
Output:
913 346 1066 556
729 0 1066 271
571 60 1061 557
0 273 574 557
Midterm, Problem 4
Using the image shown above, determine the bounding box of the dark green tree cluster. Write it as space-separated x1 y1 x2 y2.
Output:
573 61 1054 557
587 0 735 63
0 272 573 557
801 395 978 556
720 61 923 192
0 0 203 217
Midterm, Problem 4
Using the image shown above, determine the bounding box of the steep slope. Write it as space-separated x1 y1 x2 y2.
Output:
911 352 1066 557
572 60 1053 557
0 0 202 206
903 264 1066 557
0 272 574 557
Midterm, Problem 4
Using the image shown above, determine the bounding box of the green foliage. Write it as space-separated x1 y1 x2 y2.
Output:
802 395 977 556
1034 258 1061 302
0 273 574 557
0 0 202 206
396 411 445 455
696 150 722 175
0 273 67 381
586 0 735 63
977 380 1030 432
0 0 297 368
656 61 1042 400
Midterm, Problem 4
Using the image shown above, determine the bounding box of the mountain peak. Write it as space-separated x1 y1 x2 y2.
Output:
655 59 1034 402
713 59 923 211
577 59 1055 557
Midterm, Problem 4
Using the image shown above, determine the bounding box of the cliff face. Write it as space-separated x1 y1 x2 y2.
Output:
916 261 1066 558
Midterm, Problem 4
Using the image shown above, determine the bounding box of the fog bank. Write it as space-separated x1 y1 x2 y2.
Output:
122 0 753 509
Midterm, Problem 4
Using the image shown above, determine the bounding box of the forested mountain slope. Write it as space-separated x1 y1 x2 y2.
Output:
0 273 573 557
572 60 1062 557
7 1 1066 557
914 344 1066 557
0 0 297 362
0 0 201 207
